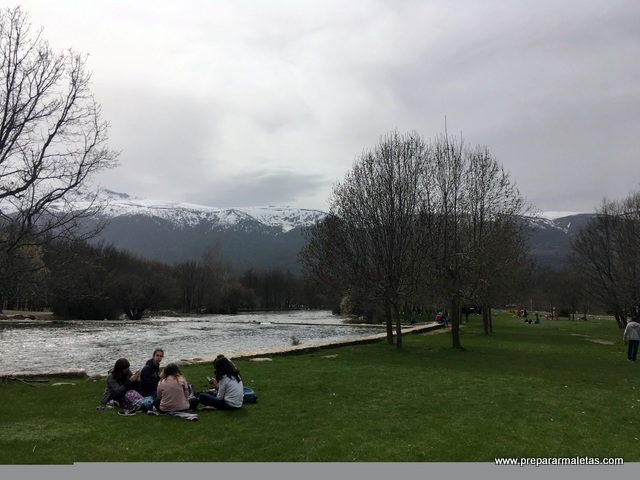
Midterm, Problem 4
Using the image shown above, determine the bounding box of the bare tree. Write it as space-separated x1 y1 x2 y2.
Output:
553 267 587 321
472 220 533 334
301 129 528 350
300 130 434 348
0 7 119 310
571 190 640 328
105 258 178 320
173 260 201 313
427 133 529 347
200 242 231 313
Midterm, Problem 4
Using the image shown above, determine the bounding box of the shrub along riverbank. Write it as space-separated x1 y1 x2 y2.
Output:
0 311 635 463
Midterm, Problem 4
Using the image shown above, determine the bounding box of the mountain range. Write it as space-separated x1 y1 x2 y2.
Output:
85 190 326 273
522 213 593 268
71 190 593 273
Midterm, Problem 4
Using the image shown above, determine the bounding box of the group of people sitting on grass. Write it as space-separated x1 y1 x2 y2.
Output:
100 348 244 419
523 312 541 324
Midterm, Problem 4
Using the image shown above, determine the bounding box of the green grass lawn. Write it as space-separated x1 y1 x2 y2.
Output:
0 311 636 464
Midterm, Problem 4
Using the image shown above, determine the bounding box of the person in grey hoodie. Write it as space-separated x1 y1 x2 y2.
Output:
623 315 640 362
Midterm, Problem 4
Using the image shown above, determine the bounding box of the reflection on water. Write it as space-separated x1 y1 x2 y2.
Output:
0 310 379 375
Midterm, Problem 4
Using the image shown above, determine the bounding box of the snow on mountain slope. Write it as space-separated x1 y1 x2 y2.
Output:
93 190 327 233
3 189 591 235
539 211 585 220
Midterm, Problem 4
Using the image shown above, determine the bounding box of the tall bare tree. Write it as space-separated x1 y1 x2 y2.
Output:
0 6 119 310
301 130 434 348
571 190 640 328
471 220 533 334
173 260 201 313
302 129 528 349
200 242 231 313
427 133 529 347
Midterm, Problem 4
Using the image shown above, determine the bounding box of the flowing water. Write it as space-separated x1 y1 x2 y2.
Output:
0 310 381 376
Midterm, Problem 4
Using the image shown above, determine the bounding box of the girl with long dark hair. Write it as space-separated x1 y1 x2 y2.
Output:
198 356 244 410
100 358 140 406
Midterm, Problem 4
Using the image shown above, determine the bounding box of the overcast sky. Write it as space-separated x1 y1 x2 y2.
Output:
14 0 640 213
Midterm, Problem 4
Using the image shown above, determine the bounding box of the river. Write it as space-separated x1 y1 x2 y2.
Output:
0 310 381 376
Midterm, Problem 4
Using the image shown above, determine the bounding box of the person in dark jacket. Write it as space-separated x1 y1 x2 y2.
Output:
100 358 140 406
139 348 164 398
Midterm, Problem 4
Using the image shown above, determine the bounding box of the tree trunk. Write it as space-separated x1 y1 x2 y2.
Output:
482 305 489 334
614 307 627 329
385 301 394 344
395 308 403 350
451 294 462 348
488 305 493 333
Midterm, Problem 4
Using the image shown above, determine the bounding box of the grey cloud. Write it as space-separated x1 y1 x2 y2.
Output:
19 0 640 214
189 170 331 208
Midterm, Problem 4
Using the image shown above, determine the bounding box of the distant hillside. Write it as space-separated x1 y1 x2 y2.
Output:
85 191 326 274
93 213 313 273
57 191 593 273
524 213 593 267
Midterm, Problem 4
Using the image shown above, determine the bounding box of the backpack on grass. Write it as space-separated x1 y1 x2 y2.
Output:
124 389 144 409
243 387 257 403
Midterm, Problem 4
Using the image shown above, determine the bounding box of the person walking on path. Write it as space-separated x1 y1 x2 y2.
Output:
623 315 640 362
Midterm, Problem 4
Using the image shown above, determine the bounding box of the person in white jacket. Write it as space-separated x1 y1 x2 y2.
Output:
623 315 640 362
198 356 244 410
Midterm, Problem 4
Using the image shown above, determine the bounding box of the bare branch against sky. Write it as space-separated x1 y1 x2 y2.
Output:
15 0 640 213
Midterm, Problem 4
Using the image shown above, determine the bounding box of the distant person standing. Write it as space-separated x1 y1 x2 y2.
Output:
623 316 640 362
139 348 164 398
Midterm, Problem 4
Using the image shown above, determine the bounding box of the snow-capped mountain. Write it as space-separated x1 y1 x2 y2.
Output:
74 189 327 234
522 212 594 266
2 189 594 271
537 211 585 221
81 190 328 273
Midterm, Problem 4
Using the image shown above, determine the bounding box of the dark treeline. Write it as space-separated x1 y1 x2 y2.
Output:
1 239 331 320
1 210 635 325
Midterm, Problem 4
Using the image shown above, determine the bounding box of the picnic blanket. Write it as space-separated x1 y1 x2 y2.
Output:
166 411 198 421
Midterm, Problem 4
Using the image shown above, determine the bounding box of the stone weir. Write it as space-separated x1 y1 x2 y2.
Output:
2 322 444 380
185 322 444 364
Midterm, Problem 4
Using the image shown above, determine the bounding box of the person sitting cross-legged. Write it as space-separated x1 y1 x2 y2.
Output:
198 356 243 410
100 358 140 407
152 363 199 414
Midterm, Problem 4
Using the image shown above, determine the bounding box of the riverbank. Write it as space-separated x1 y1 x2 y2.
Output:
194 321 443 361
0 309 54 322
4 322 444 379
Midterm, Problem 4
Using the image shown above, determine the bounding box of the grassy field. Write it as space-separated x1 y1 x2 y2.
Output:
0 310 636 464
